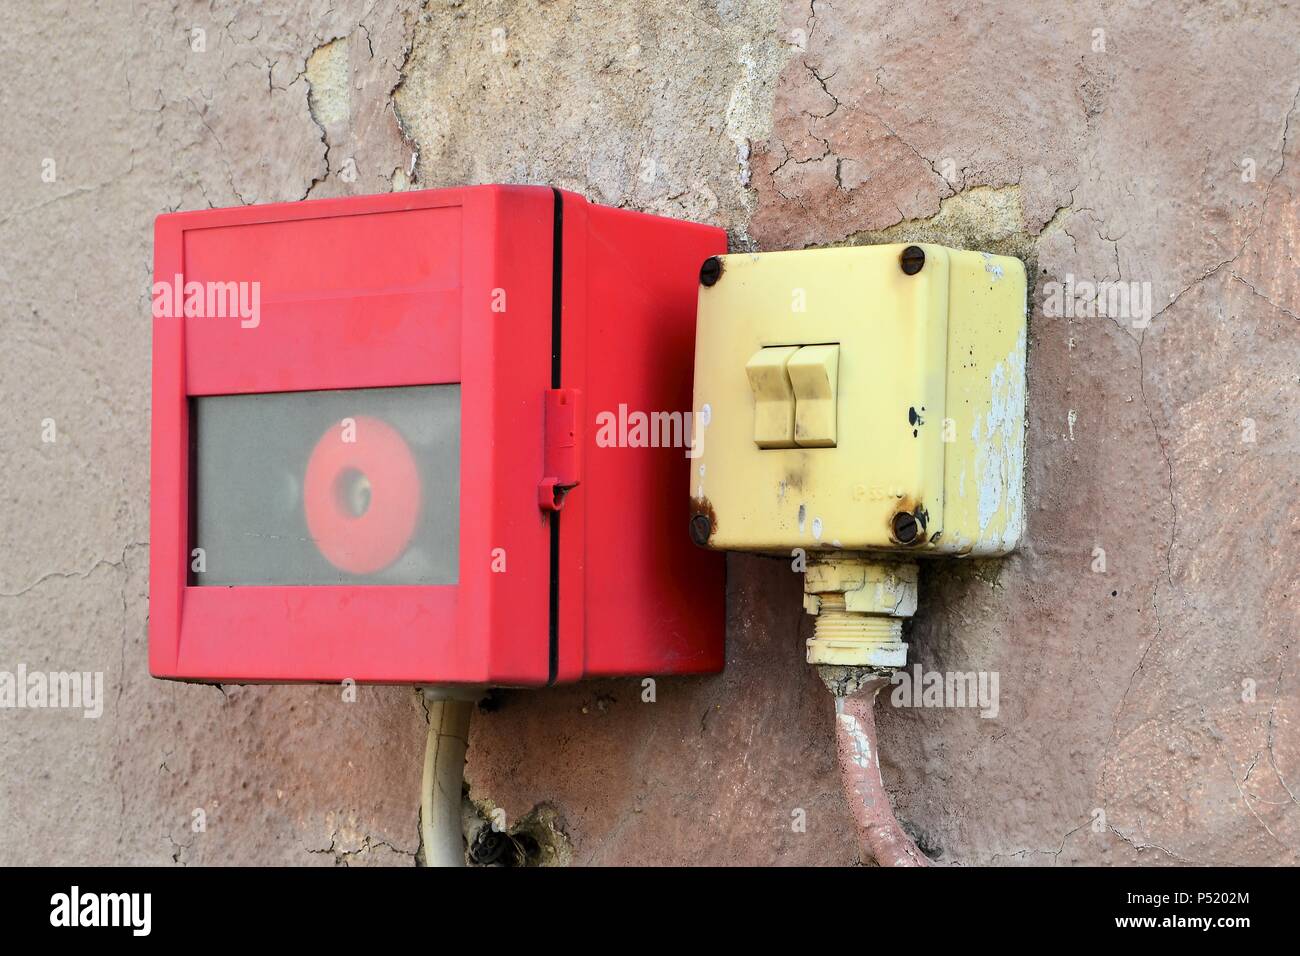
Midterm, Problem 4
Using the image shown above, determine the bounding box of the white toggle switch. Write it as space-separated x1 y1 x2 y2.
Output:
787 344 839 447
745 346 799 448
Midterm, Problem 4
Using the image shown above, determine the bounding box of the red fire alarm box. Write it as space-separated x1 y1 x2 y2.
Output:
149 186 726 685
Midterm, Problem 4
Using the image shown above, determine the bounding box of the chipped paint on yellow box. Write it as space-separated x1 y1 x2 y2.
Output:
690 243 1026 557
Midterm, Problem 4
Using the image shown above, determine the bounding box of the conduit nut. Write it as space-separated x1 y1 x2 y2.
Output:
803 557 917 668
809 594 907 667
468 827 520 867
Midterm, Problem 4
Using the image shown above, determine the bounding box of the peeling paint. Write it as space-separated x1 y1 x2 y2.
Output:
305 38 350 129
394 0 787 225
972 326 1027 550
834 702 873 769
981 251 1005 281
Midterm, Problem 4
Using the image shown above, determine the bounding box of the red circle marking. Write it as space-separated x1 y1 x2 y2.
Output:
303 415 421 575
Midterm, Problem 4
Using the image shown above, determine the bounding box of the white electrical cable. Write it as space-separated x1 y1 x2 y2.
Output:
419 698 472 867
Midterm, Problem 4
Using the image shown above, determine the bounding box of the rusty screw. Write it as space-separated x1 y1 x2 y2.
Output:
699 256 723 287
900 245 925 276
689 513 713 547
892 511 919 544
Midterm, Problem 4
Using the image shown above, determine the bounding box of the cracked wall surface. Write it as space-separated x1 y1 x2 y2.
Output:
1 0 1296 865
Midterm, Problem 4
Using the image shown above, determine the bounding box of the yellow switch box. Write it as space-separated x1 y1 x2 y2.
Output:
690 244 1027 557
745 345 799 447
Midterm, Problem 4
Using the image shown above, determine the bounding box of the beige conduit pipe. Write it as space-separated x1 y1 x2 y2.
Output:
420 698 473 867
826 673 931 867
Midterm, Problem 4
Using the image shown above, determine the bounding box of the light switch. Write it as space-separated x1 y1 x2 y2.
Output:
788 344 839 447
745 346 800 448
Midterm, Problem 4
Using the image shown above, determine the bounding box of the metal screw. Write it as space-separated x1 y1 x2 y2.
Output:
689 514 713 546
900 245 925 276
892 511 919 544
699 256 723 287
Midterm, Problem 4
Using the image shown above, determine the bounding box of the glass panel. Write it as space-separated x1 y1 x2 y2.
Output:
192 385 460 585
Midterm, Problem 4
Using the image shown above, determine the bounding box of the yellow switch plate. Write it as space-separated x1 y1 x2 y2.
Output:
745 345 799 447
788 344 839 447
690 244 1027 557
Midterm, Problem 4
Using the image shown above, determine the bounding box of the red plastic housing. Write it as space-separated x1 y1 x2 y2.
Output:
149 186 726 685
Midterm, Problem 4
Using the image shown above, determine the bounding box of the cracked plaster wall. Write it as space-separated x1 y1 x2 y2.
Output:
0 0 1295 865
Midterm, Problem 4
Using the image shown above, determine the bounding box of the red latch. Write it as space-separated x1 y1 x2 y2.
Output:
539 388 583 511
